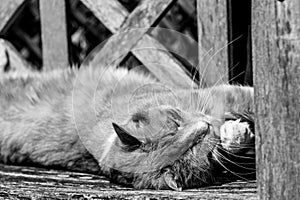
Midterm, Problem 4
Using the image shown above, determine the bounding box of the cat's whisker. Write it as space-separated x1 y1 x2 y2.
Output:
197 36 243 112
208 138 253 147
213 150 256 170
197 62 241 113
187 49 213 112
212 152 255 181
218 142 254 148
204 138 255 153
198 48 214 88
204 138 255 159
199 35 243 89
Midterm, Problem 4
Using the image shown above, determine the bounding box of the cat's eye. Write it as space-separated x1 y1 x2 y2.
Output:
168 118 180 128
132 119 146 129
133 119 141 128
132 118 139 123
131 112 148 128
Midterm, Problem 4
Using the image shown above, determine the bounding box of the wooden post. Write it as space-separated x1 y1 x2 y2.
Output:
252 0 300 199
197 0 229 87
39 0 69 70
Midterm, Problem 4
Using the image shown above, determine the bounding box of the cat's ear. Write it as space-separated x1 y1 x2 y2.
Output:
163 170 182 191
112 123 142 149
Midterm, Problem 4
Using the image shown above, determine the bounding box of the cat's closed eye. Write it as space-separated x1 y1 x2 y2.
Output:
131 112 149 128
172 119 180 127
132 118 141 128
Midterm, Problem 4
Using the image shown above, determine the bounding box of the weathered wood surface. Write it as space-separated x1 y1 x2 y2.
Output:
252 0 300 199
0 0 25 33
0 38 29 73
81 0 195 88
0 164 257 199
39 0 69 70
197 0 229 87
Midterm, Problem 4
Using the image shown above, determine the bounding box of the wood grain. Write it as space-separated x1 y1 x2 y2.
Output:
0 164 257 199
197 0 229 87
81 0 195 88
0 0 25 33
252 0 300 199
39 0 69 71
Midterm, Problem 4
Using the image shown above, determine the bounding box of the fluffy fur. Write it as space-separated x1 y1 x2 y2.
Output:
0 65 254 190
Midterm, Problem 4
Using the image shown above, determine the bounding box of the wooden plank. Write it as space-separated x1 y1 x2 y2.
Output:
81 0 195 88
252 0 300 199
197 0 229 87
0 0 25 32
0 164 258 199
39 0 69 70
0 38 30 73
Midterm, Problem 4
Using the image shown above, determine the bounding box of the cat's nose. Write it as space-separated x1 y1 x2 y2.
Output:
199 116 222 137
178 121 209 143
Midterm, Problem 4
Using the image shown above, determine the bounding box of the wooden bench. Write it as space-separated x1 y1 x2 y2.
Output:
0 164 257 199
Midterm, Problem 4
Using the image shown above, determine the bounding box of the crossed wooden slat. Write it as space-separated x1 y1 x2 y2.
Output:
0 0 25 32
0 0 229 88
80 0 196 88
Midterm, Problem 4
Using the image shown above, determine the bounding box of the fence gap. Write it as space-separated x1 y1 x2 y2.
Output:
227 0 252 85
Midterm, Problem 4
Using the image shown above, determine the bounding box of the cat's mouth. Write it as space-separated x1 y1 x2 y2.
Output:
188 123 219 156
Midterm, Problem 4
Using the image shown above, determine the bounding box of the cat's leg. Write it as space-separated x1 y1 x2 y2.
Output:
220 119 254 155
216 113 256 179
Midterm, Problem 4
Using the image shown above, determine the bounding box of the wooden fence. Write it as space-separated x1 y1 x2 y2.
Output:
0 0 299 199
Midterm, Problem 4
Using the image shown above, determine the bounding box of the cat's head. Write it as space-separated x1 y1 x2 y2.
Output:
105 105 222 190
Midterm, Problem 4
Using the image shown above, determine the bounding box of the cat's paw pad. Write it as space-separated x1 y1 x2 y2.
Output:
220 119 254 153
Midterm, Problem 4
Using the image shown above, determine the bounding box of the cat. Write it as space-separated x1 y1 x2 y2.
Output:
0 65 255 190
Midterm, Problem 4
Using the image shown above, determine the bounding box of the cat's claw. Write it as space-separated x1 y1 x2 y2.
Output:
220 119 254 153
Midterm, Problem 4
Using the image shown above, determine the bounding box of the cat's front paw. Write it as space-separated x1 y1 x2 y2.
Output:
220 119 254 154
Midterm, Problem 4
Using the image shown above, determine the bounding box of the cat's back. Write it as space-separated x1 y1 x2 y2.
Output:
0 66 156 171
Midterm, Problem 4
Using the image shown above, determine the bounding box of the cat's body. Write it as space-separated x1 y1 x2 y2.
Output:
0 66 254 190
